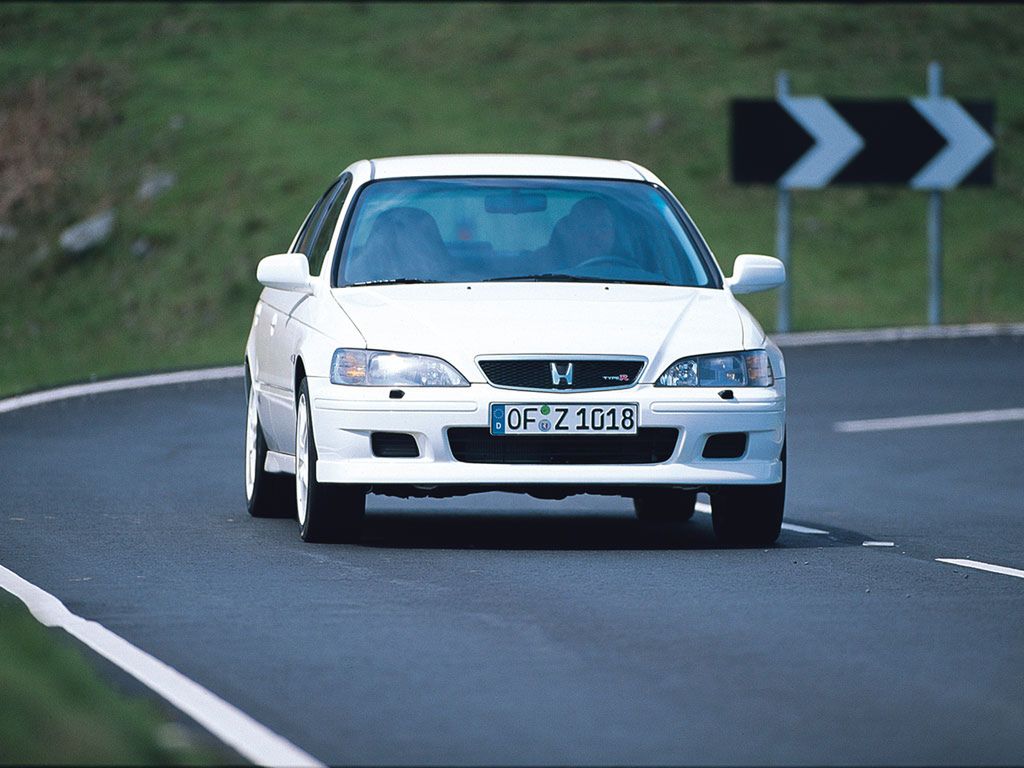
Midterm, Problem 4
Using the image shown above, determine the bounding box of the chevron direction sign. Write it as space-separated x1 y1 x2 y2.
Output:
731 97 995 190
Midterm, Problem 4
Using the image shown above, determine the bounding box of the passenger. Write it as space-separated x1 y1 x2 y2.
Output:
351 207 448 283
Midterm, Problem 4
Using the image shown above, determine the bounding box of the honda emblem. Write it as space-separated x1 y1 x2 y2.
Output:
550 362 573 386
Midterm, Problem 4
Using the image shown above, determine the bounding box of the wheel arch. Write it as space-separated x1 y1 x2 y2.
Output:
294 357 307 404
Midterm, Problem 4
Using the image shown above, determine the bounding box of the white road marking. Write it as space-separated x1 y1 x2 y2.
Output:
694 501 829 535
834 407 1024 433
0 366 243 414
775 322 1024 348
863 541 895 547
935 558 1024 580
0 564 324 768
780 522 831 535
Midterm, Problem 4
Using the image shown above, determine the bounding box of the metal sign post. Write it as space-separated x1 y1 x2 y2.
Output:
775 71 792 333
927 62 944 325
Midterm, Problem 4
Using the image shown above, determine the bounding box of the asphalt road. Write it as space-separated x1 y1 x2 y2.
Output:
1 335 1022 765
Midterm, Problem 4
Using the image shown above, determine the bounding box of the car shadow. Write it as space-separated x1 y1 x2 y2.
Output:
355 495 862 552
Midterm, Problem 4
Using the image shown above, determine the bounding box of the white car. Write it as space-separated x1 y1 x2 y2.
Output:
244 154 787 544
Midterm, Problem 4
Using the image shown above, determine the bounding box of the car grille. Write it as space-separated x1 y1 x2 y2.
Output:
447 428 678 465
478 358 644 391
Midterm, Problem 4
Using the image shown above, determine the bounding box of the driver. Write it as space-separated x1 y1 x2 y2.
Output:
545 196 618 271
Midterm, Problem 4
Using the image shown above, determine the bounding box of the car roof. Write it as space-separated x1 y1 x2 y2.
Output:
364 154 654 182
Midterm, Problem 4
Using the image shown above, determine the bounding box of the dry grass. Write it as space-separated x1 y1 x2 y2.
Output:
0 58 121 222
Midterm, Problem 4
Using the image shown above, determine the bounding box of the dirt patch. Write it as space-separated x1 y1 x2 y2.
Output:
0 58 124 223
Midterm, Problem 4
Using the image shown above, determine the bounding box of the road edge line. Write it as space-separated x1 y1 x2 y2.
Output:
0 366 243 414
775 322 1024 348
0 564 325 768
0 324 1021 414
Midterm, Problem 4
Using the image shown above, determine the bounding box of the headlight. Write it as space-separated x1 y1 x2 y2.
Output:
330 349 469 387
656 350 773 387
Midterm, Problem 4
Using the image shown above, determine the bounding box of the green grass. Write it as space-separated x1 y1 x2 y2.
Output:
1 3 1023 396
0 598 224 765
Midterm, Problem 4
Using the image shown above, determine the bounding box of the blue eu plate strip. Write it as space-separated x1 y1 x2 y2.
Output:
490 404 505 435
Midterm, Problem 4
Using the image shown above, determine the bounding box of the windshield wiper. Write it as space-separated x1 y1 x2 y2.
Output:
483 273 669 285
602 278 671 286
483 273 609 283
347 278 441 287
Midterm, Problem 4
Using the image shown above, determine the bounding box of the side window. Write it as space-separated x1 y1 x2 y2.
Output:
291 189 331 256
307 176 352 275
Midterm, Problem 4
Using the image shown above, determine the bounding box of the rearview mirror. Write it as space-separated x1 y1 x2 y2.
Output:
725 254 786 295
484 191 547 214
256 253 313 293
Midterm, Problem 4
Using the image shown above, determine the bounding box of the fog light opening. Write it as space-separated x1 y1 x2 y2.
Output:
702 432 748 459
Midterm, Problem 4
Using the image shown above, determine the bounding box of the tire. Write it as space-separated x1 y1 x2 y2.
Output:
633 488 697 524
245 371 297 519
711 441 786 546
295 378 366 543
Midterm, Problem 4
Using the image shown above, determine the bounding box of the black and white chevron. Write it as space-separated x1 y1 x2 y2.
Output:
731 97 995 190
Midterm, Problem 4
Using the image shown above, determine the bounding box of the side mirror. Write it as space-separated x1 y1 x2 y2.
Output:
256 253 313 293
725 254 786 295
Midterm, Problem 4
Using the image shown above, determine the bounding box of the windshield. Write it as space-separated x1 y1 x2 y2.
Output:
334 177 716 287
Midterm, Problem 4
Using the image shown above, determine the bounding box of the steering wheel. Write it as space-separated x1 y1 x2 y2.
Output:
573 255 638 271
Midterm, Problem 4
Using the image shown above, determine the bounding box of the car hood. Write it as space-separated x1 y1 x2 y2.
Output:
331 283 754 384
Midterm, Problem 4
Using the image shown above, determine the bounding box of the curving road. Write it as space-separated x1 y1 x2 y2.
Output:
1 334 1023 765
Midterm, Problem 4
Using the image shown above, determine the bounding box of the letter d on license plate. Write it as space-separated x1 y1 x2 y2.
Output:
490 404 638 436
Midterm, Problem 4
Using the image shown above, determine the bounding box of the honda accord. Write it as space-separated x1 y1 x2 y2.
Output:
244 154 787 544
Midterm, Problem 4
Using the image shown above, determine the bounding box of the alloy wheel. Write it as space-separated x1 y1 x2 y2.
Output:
295 393 310 524
245 386 259 501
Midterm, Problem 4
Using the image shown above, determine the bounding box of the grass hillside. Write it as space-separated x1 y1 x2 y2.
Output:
1 3 1022 395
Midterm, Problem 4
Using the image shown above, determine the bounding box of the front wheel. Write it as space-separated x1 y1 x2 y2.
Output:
245 372 296 519
633 489 697 524
295 379 366 543
711 442 786 546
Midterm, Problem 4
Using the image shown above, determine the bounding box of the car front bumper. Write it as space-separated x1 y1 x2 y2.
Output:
304 376 786 489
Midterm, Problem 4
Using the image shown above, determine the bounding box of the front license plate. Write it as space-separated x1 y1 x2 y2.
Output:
490 403 639 436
